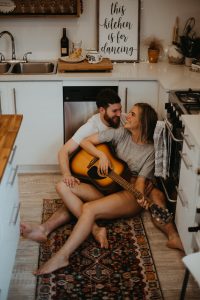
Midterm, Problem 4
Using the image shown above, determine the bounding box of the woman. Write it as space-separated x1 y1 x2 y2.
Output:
34 103 182 275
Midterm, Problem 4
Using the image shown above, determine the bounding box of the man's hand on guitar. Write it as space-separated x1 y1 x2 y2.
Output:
63 174 80 188
137 196 150 210
98 152 112 176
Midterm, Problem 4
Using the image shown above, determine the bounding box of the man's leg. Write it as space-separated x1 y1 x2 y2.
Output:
149 188 183 251
20 204 71 242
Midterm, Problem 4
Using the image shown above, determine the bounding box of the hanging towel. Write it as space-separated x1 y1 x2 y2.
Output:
153 120 171 179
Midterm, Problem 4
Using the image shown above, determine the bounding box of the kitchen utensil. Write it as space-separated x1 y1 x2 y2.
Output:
183 17 195 37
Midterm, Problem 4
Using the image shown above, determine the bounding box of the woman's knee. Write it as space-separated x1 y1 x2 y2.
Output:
56 181 71 195
82 202 97 219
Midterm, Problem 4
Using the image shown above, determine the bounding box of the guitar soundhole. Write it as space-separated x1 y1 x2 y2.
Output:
87 166 107 179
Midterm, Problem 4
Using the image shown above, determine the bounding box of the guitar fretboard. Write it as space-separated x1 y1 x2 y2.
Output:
108 170 152 205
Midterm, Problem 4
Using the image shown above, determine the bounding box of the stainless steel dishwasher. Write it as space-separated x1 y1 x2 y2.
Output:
63 86 118 142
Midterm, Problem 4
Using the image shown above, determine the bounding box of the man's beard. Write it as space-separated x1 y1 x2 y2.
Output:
104 112 120 128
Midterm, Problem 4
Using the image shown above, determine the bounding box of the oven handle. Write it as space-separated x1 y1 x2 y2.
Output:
159 177 177 203
181 132 195 149
179 151 192 169
164 119 183 143
176 186 188 207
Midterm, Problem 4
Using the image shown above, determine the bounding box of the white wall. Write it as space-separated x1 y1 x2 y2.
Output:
0 0 199 61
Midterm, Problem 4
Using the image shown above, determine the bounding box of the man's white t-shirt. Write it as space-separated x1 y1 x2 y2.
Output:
72 113 126 145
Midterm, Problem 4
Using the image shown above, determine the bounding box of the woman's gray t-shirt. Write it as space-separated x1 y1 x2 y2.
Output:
98 127 155 179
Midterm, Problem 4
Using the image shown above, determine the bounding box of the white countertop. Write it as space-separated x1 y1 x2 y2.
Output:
182 115 200 148
0 61 200 91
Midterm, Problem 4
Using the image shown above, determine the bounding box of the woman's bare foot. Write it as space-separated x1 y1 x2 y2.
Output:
92 226 109 249
20 223 47 243
166 233 184 251
33 251 69 275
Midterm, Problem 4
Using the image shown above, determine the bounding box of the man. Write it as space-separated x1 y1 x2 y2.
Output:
21 88 125 247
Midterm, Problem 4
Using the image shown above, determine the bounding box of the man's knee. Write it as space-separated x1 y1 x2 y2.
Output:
150 188 166 207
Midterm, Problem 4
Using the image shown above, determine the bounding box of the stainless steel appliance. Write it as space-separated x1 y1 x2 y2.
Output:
63 86 118 142
159 89 200 211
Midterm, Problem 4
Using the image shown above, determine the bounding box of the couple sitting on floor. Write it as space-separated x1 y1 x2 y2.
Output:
21 88 183 275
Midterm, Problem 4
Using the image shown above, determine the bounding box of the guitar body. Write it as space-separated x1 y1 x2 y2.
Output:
70 144 127 192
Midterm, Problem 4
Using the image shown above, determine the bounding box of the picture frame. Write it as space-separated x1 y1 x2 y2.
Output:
0 0 82 17
97 0 140 62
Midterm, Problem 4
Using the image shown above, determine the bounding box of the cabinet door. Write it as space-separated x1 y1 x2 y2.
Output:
175 126 200 254
12 81 63 165
0 82 16 114
0 149 19 300
118 81 158 113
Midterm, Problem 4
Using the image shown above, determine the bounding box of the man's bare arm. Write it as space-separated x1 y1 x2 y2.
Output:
58 138 80 186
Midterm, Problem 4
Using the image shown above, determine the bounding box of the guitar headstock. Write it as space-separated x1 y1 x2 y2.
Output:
149 204 173 224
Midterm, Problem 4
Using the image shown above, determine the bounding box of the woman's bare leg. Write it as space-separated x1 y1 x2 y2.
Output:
149 188 183 251
21 181 108 247
34 190 141 275
56 181 108 248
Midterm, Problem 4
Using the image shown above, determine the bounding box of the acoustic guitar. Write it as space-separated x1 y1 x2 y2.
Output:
70 143 172 224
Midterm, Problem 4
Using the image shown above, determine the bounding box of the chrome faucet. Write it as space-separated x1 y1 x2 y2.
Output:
0 31 16 60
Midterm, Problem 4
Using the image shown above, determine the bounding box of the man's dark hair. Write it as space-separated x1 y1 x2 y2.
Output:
96 88 121 109
135 103 158 143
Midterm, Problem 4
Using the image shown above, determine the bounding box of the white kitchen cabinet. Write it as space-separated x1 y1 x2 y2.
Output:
175 120 200 254
118 81 158 114
0 81 63 165
0 143 20 300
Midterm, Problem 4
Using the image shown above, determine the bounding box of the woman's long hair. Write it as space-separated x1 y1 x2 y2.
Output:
135 103 158 143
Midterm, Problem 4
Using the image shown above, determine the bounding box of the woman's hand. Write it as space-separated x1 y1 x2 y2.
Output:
63 173 80 188
98 152 112 176
137 196 150 210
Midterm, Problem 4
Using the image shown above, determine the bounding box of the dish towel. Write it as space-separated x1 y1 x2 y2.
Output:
153 120 171 179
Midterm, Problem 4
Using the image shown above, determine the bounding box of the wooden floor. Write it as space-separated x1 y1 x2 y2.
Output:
8 174 200 300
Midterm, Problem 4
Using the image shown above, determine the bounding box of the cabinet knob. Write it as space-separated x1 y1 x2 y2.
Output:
188 226 200 232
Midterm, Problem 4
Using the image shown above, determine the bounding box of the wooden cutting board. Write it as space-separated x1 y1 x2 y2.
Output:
58 58 113 72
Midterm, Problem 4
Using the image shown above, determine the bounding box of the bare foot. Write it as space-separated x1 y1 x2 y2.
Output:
33 251 69 275
166 233 184 251
20 222 47 243
92 226 109 249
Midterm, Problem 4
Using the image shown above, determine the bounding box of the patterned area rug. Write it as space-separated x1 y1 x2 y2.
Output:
36 199 163 300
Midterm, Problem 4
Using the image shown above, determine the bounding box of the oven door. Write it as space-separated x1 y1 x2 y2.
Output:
157 118 183 212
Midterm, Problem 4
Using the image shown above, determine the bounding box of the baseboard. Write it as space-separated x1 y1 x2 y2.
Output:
18 165 61 174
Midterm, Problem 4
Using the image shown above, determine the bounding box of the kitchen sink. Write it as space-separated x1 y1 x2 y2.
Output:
0 62 11 74
10 61 57 74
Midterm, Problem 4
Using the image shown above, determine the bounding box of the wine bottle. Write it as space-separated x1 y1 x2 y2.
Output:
61 28 69 57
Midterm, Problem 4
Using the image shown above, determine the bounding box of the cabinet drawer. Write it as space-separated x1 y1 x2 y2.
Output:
182 128 199 167
178 161 198 206
175 195 195 254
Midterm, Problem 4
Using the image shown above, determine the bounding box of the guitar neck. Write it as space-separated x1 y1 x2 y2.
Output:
108 170 152 205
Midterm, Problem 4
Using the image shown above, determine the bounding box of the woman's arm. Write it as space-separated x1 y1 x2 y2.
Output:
134 176 149 209
80 133 111 175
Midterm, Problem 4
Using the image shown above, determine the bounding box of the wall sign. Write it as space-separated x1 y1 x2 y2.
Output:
97 0 140 62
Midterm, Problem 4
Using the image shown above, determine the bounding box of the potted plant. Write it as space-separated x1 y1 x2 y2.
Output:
179 36 200 66
144 36 163 63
